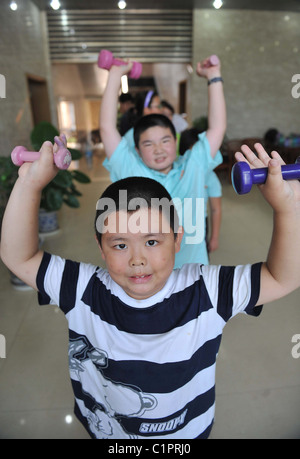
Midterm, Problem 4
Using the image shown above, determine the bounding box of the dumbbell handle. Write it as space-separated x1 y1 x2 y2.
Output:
232 158 300 194
11 145 72 170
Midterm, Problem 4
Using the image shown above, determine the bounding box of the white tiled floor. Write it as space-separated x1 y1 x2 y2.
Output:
0 150 299 439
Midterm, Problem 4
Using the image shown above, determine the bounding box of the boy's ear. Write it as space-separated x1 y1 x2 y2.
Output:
94 234 105 261
175 226 184 253
135 146 141 156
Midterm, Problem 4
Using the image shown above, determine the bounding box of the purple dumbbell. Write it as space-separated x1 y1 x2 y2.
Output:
203 54 220 68
232 157 300 194
98 49 142 79
11 144 72 170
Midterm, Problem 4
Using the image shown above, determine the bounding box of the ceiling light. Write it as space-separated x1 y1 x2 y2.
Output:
10 1 18 10
50 0 61 10
118 1 127 10
213 0 223 9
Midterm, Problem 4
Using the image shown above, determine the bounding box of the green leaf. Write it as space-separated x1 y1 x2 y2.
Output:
44 187 63 211
52 170 73 188
71 170 91 183
68 148 82 161
63 194 80 208
30 122 59 151
70 184 82 196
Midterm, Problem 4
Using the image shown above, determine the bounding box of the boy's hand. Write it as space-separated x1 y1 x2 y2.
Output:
109 61 133 77
18 140 59 191
196 56 221 80
237 143 300 305
235 143 300 215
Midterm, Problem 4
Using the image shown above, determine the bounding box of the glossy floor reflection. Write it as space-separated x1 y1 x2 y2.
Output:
0 149 299 439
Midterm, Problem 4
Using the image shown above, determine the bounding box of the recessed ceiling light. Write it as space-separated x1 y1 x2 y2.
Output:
213 0 223 9
50 0 61 10
118 1 127 10
10 1 18 10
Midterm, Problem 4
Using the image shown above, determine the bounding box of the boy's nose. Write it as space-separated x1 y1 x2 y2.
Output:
130 258 145 267
129 250 146 267
153 143 162 155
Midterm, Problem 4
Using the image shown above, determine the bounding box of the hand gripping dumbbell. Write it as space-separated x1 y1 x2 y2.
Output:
11 138 72 170
203 54 220 68
231 157 300 194
98 49 142 79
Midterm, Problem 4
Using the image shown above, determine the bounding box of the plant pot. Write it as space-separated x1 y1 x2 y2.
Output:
38 209 59 234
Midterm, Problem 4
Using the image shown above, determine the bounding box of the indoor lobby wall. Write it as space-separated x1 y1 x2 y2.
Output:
0 0 56 157
191 9 300 139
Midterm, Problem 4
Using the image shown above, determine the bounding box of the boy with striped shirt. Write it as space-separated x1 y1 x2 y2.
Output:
1 141 300 438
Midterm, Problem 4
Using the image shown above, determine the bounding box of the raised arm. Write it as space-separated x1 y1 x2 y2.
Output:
235 144 300 306
0 141 59 289
196 57 226 157
99 62 133 158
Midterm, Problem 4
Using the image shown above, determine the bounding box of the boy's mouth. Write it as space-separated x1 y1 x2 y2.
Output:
155 156 166 164
130 274 152 284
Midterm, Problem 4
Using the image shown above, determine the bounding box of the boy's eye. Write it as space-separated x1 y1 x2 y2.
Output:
146 240 158 247
115 243 127 250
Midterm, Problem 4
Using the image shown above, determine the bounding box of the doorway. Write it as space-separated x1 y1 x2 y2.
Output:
27 75 52 126
179 80 187 114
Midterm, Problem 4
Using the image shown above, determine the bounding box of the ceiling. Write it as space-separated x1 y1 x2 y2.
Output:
32 0 300 64
31 0 300 13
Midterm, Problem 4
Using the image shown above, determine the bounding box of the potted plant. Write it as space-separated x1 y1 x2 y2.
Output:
31 121 91 233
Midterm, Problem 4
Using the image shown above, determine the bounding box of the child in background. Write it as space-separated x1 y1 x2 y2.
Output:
161 99 189 134
117 92 136 136
99 56 226 267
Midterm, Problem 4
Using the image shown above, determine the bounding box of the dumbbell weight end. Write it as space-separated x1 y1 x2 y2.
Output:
209 54 219 66
202 54 220 68
232 157 300 194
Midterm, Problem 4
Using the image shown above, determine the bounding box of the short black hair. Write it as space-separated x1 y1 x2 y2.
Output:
161 100 174 114
119 93 134 103
179 127 201 156
94 177 179 246
133 114 177 149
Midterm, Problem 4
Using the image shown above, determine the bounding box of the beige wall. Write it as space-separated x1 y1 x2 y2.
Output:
0 0 55 157
191 9 300 139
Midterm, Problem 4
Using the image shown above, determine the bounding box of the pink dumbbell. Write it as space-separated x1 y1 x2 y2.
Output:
11 145 72 170
203 54 220 68
98 49 142 79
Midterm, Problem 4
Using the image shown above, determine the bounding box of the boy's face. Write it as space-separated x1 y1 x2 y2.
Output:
137 126 177 175
98 207 183 300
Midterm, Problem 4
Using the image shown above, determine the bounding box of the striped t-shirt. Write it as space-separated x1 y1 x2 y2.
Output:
37 252 262 439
